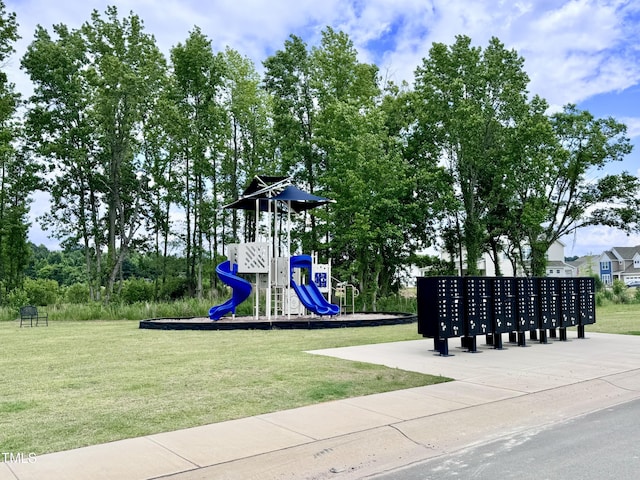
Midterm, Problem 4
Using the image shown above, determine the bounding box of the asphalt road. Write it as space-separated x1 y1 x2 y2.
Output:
371 397 640 480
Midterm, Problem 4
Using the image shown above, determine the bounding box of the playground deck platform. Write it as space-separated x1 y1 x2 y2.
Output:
139 312 416 330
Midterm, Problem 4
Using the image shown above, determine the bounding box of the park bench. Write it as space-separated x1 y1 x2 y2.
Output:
19 305 48 327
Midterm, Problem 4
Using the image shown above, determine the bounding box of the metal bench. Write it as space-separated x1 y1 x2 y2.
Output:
19 305 48 327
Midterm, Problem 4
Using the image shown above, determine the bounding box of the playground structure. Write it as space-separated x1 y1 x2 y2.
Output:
208 176 351 321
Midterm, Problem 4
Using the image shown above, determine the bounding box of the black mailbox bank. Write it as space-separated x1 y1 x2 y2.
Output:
418 276 596 356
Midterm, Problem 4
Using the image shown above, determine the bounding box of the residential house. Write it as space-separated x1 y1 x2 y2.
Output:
426 240 575 278
597 245 640 285
568 255 599 277
544 240 577 278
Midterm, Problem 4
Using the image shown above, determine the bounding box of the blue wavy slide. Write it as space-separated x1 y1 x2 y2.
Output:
290 255 339 316
209 261 252 320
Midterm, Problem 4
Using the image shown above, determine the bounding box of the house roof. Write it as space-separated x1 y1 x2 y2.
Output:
611 245 640 260
547 260 575 269
569 255 599 267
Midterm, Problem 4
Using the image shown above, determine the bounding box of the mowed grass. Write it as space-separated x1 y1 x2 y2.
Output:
584 302 640 335
0 320 447 455
2 302 638 456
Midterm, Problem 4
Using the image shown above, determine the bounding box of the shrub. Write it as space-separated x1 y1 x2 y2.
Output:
23 278 60 306
119 278 155 304
612 279 627 297
158 277 189 301
592 274 604 292
65 283 90 304
375 294 417 313
5 289 29 310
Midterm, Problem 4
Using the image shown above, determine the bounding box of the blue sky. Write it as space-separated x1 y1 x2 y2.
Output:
5 0 640 256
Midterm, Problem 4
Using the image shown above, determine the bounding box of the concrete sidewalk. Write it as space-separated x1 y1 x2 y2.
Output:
3 332 640 480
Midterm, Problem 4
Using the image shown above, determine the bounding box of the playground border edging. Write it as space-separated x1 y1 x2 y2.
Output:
138 312 416 330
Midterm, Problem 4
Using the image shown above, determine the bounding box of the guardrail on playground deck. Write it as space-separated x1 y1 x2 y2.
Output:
333 279 359 315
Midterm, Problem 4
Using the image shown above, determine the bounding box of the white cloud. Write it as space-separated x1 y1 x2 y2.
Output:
7 0 639 104
563 226 640 258
620 116 640 139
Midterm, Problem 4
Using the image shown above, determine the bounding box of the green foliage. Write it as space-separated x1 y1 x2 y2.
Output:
612 279 627 296
374 294 417 314
64 282 90 304
23 278 59 306
4 288 27 310
592 274 604 292
412 36 534 275
157 276 189 301
8 5 639 309
0 2 32 294
595 282 640 306
117 278 155 304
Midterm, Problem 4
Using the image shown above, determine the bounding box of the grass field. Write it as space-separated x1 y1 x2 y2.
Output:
1 302 638 456
0 320 445 455
582 303 640 335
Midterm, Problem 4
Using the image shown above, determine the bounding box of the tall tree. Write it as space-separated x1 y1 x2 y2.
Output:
139 66 175 299
0 1 36 296
412 35 532 275
518 104 638 276
22 23 105 299
169 27 226 298
263 35 318 251
310 28 432 308
81 6 167 300
263 34 315 179
221 47 270 243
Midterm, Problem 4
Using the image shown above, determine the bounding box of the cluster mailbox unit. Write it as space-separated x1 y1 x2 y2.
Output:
417 276 596 356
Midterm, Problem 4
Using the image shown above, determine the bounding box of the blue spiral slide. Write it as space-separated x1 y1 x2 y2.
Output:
290 255 339 316
209 261 252 320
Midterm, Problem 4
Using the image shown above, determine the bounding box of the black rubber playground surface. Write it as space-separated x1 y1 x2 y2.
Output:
139 312 416 330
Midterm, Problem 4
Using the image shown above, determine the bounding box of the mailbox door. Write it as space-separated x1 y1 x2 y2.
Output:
417 277 463 339
492 277 516 334
538 278 560 329
516 277 538 332
577 277 596 326
559 278 579 327
464 277 492 336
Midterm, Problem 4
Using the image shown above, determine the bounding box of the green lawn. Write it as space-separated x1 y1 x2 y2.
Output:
1 302 638 456
582 303 640 335
0 320 445 455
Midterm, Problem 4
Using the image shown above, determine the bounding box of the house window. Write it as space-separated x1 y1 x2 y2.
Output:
635 258 640 268
556 269 560 274
600 262 609 271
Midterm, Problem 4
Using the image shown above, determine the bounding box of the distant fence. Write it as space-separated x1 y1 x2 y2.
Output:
417 277 596 356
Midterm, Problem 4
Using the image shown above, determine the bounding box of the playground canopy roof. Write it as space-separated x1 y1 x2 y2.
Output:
272 185 334 212
223 175 333 213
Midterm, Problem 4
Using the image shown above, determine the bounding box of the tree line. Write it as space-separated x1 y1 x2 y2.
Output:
1 3 638 310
